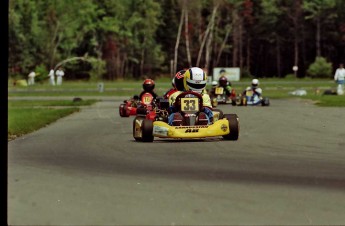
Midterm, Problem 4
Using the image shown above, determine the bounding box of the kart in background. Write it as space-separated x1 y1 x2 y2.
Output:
209 87 237 107
236 89 270 106
119 92 155 117
133 91 239 142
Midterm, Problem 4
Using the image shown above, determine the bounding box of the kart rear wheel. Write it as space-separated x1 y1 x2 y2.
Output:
119 104 129 117
136 106 147 115
262 97 270 106
231 97 237 106
222 114 239 140
142 119 154 142
133 116 145 141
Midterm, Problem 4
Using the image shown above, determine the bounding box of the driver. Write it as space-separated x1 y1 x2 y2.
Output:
244 78 262 96
218 76 234 97
139 78 158 100
168 67 213 125
134 78 158 110
164 70 185 99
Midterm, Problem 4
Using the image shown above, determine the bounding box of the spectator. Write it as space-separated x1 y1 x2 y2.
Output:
48 69 55 86
334 63 345 95
27 71 36 85
56 67 65 85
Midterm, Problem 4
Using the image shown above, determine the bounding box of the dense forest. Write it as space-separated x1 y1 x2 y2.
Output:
8 0 345 81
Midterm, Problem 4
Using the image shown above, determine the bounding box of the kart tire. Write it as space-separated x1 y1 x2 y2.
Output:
241 97 247 106
142 119 154 142
231 98 237 106
136 106 147 115
235 96 242 106
222 114 239 140
212 98 218 107
119 104 129 117
133 116 145 141
212 108 224 119
262 97 270 106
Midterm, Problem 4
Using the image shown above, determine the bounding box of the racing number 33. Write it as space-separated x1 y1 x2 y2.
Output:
181 98 199 111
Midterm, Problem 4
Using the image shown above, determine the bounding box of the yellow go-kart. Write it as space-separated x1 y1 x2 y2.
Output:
133 91 239 142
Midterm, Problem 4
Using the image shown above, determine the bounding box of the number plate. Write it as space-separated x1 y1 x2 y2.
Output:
181 97 199 112
215 87 224 95
246 90 253 96
141 93 153 104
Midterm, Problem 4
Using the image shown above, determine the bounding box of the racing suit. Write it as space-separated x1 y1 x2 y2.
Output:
168 91 213 125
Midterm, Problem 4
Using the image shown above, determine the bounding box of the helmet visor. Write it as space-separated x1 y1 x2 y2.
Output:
186 80 206 90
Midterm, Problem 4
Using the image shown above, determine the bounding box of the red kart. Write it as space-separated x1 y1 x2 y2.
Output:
119 92 155 117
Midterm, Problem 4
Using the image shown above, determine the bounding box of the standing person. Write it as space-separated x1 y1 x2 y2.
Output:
334 63 345 95
48 69 55 86
27 71 36 85
55 67 65 85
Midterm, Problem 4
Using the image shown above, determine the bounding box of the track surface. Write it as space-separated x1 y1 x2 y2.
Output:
8 99 345 225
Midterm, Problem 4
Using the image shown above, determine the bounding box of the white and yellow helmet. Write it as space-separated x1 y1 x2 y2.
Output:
183 67 207 94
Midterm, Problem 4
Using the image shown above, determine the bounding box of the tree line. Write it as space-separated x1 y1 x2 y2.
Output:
8 0 345 81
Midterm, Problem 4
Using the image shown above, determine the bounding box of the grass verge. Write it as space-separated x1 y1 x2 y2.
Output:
8 108 79 141
8 99 98 141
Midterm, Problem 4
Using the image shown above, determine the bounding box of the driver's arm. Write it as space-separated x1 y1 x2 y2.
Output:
202 94 212 109
254 88 262 96
225 86 232 96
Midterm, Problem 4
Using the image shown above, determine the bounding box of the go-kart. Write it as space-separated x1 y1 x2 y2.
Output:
133 91 239 142
210 86 237 107
119 92 155 117
236 89 270 106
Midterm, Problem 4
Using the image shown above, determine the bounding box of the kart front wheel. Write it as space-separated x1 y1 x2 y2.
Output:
222 114 239 140
211 97 218 107
142 119 154 142
212 108 224 121
133 116 145 141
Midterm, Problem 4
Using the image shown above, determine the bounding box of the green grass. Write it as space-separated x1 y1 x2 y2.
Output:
302 95 345 107
8 78 344 104
8 99 98 107
8 107 79 140
8 99 98 141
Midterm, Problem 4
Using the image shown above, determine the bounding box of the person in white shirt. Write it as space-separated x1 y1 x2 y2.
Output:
48 69 55 86
334 63 345 95
55 67 65 85
27 71 36 85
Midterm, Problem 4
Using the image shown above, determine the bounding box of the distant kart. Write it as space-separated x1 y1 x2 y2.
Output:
133 91 239 142
210 87 237 107
119 92 155 117
236 89 270 106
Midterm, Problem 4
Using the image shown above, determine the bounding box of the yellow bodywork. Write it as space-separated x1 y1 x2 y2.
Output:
152 119 230 138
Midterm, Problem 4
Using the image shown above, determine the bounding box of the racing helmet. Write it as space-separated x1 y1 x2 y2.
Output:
218 76 228 87
143 79 155 92
211 81 218 87
174 70 186 91
252 79 259 87
183 67 207 94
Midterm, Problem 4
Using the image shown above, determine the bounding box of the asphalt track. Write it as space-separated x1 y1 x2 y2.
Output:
8 98 345 225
